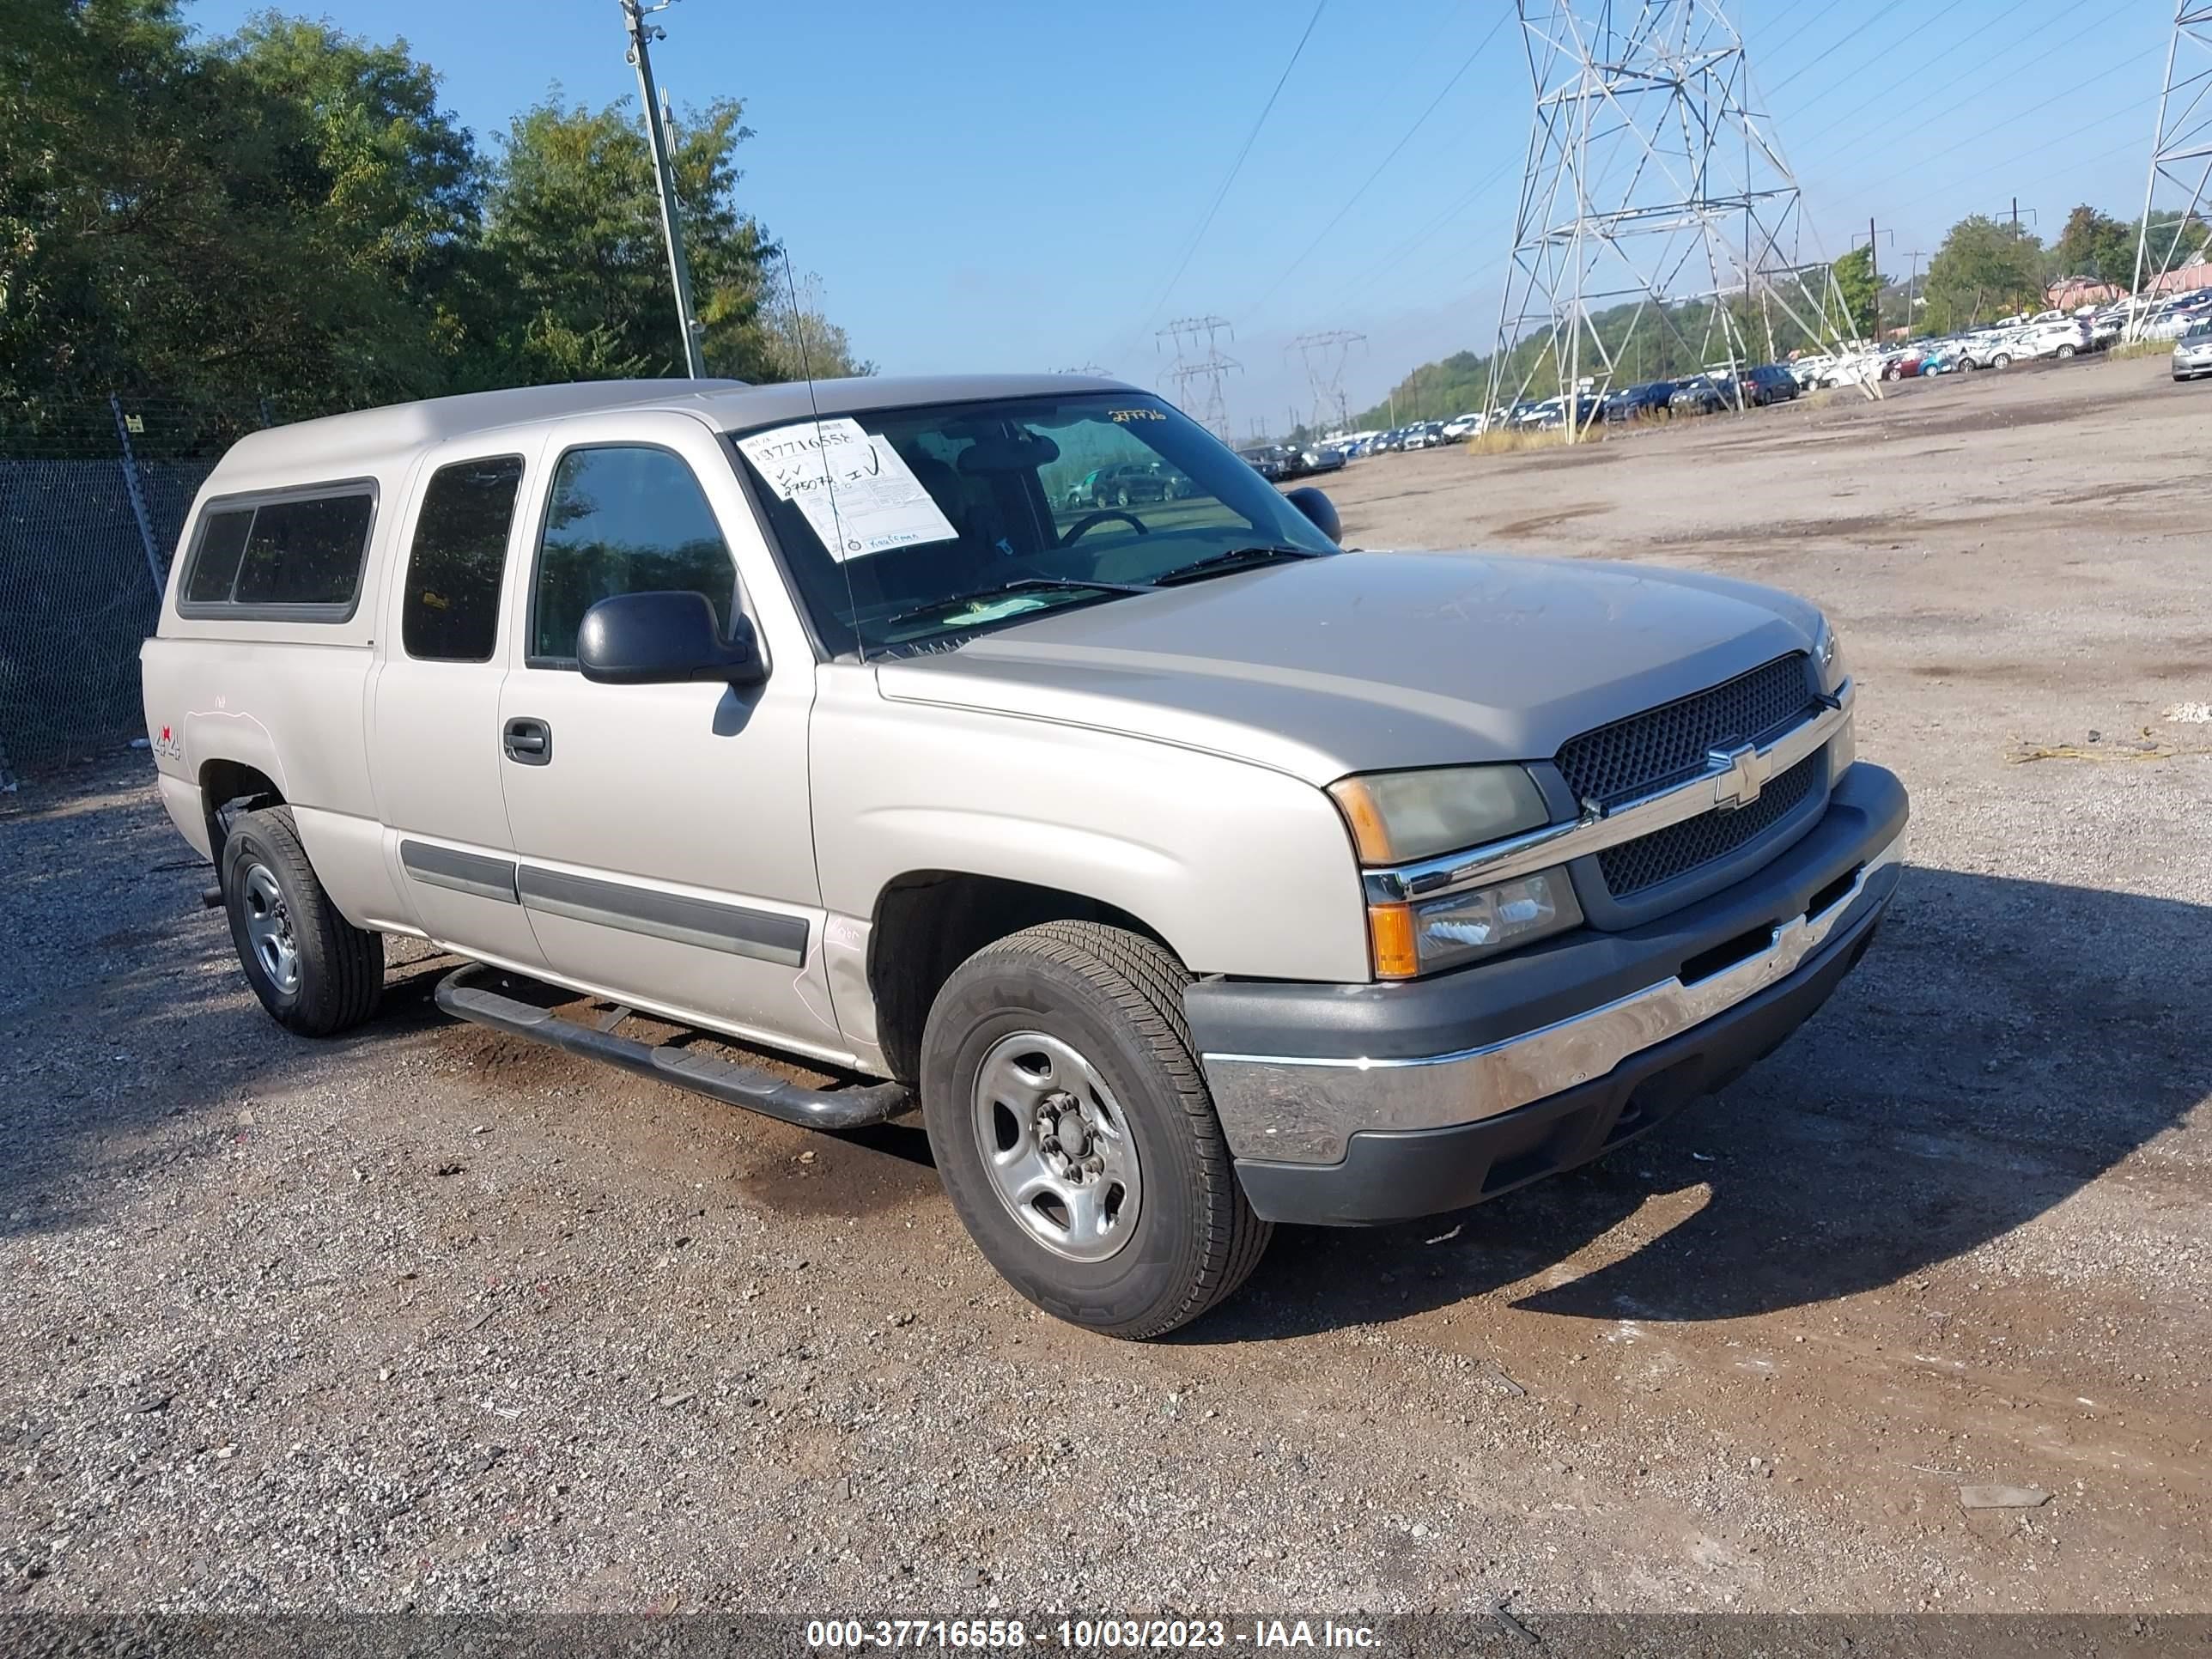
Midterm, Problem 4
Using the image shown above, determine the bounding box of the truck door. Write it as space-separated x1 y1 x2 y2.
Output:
493 421 842 1058
368 440 548 970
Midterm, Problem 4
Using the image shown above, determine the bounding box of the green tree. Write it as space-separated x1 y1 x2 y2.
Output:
482 95 781 383
2051 204 2136 288
1920 215 2045 332
1830 246 1879 341
1 0 487 422
763 270 874 380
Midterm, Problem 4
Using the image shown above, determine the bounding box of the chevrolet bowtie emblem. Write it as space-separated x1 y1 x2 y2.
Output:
1710 741 1771 811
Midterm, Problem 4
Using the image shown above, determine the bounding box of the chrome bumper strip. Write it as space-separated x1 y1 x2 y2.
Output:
1206 827 1903 1165
1364 680 1855 905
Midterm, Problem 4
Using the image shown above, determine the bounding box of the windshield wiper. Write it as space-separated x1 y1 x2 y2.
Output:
1150 545 1322 586
878 575 1156 634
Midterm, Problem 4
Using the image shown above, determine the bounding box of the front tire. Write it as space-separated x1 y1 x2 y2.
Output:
921 921 1272 1339
221 805 382 1036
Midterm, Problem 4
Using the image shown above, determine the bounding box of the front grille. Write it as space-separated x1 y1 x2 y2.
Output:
1598 751 1820 897
1556 653 1817 807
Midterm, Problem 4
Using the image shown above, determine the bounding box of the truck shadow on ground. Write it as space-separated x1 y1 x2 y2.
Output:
1193 865 2209 1341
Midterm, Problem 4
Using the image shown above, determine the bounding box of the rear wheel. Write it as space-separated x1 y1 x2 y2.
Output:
221 805 382 1036
922 921 1271 1339
2057 343 2078 358
1992 353 2012 368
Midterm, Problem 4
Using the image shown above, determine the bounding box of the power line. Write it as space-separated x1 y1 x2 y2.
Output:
1116 1 1327 349
1792 8 2124 162
1764 0 1916 97
1241 7 1512 329
1850 46 2163 207
1771 0 1972 120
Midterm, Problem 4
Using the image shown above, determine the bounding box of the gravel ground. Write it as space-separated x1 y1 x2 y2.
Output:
1 350 2207 1616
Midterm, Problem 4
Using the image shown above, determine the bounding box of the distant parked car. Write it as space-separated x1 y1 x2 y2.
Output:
2014 318 2090 362
1441 411 1483 441
1236 446 1285 482
1789 354 1838 389
1668 377 1725 416
2173 319 2212 380
1601 380 1676 422
1735 363 1801 405
1070 462 1180 507
1299 443 1346 474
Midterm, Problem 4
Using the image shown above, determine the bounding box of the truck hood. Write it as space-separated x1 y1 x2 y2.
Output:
873 550 1820 784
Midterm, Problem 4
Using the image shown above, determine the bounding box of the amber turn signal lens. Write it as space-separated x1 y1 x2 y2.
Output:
1367 902 1419 980
1328 777 1395 863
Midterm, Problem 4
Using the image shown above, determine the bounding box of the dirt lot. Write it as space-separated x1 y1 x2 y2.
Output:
2 351 2207 1616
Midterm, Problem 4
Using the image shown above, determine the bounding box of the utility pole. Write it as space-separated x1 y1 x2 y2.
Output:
2130 4 2212 331
1490 0 1870 429
620 0 707 379
1156 316 1242 441
1856 222 1893 335
1289 330 1367 434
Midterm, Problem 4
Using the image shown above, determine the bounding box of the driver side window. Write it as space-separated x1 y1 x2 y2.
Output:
530 446 740 665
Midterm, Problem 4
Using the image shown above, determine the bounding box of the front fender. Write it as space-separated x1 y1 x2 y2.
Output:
810 673 1371 983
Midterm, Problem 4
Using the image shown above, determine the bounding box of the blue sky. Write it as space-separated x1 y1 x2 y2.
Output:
187 0 2176 428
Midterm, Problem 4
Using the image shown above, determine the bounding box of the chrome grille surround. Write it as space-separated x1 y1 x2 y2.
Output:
1362 680 1854 910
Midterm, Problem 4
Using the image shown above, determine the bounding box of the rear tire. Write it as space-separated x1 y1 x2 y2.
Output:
221 805 383 1036
921 921 1272 1339
2057 343 2077 358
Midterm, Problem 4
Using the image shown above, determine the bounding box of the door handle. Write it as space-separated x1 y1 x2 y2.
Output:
503 717 552 765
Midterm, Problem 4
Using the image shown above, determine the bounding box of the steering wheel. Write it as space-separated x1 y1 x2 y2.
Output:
1059 509 1149 547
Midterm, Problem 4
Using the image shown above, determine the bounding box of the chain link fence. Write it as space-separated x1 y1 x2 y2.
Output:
0 399 270 788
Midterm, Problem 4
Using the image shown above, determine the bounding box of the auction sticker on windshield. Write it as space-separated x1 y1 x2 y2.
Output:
737 417 957 561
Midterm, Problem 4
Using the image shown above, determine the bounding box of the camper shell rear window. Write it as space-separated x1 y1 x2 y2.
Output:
176 481 378 621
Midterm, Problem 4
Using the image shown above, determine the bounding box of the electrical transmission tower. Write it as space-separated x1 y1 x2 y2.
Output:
1487 0 1863 441
1157 317 1242 441
2130 3 2212 327
1288 331 1367 435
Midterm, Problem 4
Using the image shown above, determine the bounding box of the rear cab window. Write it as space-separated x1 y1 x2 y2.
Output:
177 483 377 620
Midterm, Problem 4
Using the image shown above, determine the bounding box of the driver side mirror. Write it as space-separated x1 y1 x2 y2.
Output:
1285 486 1340 544
577 591 768 687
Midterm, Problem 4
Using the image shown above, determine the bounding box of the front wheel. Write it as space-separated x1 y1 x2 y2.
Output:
221 805 383 1036
921 921 1272 1339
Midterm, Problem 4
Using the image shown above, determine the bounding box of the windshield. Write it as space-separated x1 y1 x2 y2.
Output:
727 392 1338 656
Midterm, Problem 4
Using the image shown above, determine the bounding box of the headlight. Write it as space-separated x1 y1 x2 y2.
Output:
1813 617 1847 693
1368 867 1581 977
1327 765 1549 864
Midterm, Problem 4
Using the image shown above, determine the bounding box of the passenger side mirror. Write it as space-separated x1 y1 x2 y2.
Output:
576 591 767 687
1285 486 1340 544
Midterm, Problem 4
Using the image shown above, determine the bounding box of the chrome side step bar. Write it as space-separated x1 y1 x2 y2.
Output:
433 963 912 1132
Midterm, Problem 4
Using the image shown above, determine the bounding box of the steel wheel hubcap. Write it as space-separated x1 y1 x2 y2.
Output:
240 862 301 995
971 1030 1141 1263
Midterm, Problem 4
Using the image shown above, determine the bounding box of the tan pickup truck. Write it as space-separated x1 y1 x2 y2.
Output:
142 374 1905 1337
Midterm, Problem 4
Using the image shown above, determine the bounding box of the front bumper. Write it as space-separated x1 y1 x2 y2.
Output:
1189 763 1907 1225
